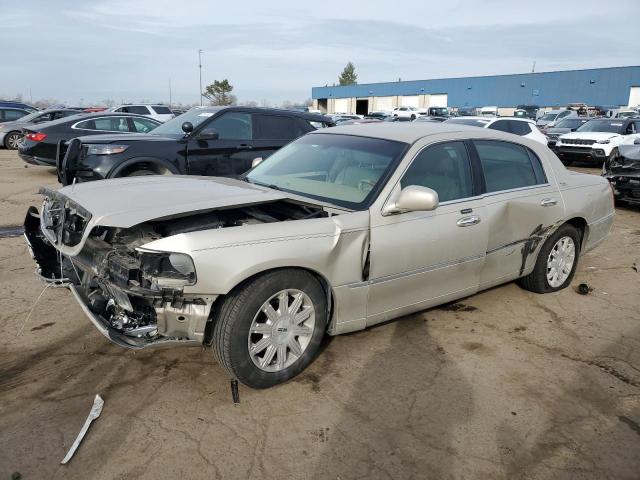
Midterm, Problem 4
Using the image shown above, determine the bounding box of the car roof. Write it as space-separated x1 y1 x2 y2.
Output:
448 116 534 123
0 106 29 111
309 122 481 143
30 111 162 130
195 105 333 122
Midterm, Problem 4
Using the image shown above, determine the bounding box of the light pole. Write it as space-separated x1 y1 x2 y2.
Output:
198 49 203 106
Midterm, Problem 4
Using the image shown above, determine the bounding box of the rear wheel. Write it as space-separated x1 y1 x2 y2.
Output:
518 224 581 293
212 269 327 388
4 131 22 150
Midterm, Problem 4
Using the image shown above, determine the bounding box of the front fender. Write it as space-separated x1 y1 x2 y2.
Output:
108 157 181 178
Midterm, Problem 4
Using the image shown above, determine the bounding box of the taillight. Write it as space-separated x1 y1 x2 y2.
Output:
26 132 47 142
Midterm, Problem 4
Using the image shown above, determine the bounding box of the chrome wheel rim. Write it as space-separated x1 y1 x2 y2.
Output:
546 236 576 287
7 134 21 149
248 289 315 372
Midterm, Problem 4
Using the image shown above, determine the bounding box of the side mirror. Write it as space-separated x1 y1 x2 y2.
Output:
181 121 194 134
634 138 640 145
383 185 439 215
251 157 264 168
196 128 219 141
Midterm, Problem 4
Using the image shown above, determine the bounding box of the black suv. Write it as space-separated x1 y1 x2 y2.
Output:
58 106 333 185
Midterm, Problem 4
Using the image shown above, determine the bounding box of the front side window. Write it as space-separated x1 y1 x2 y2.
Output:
400 141 473 203
208 112 252 140
247 133 407 209
151 105 172 114
474 140 546 193
4 110 27 121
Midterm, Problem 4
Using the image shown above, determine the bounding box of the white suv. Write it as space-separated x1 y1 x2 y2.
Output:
444 116 548 144
555 118 640 165
111 104 175 123
391 106 420 120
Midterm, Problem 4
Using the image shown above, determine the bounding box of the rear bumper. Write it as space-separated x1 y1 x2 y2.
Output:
18 151 55 166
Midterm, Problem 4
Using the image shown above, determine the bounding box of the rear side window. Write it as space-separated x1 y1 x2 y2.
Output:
474 140 546 193
208 112 252 140
4 109 27 121
76 117 131 132
487 120 511 133
510 121 532 136
253 114 306 140
120 105 150 115
401 141 474 202
151 105 172 114
132 117 159 133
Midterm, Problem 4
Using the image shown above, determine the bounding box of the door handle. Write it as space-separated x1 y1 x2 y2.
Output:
540 198 558 207
236 144 253 150
456 215 481 227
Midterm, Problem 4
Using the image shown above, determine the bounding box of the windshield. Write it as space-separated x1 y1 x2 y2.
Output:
539 113 558 121
150 108 220 135
555 119 585 128
576 120 625 133
445 118 489 127
246 133 407 209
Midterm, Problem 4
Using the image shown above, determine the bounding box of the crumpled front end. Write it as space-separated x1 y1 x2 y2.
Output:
604 143 640 205
24 193 215 349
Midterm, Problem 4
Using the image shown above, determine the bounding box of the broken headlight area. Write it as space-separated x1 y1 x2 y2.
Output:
39 187 91 248
137 250 196 290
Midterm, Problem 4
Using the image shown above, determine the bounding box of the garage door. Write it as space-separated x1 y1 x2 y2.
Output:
375 97 394 111
333 98 349 113
401 96 419 108
629 87 640 107
430 94 448 107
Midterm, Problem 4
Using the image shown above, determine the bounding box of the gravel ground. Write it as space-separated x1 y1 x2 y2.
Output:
1 149 639 480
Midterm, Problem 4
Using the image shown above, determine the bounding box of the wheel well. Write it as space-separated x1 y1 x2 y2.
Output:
110 158 178 178
565 217 588 248
203 267 334 345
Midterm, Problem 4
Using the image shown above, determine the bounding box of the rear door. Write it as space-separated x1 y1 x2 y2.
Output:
251 113 312 163
185 111 257 176
472 140 563 288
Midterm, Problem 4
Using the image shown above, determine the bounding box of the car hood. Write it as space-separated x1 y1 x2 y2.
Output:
559 132 620 140
75 133 182 144
545 127 572 135
51 176 288 229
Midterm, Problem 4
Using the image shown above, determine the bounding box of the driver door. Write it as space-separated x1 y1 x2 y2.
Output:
366 140 488 326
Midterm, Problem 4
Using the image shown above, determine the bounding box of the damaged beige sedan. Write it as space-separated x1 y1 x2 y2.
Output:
25 123 614 388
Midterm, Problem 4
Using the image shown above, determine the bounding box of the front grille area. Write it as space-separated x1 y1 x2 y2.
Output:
561 138 596 145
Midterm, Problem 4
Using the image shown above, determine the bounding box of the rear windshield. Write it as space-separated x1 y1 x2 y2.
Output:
152 105 173 114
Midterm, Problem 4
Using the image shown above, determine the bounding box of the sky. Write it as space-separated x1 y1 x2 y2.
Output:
1 0 638 106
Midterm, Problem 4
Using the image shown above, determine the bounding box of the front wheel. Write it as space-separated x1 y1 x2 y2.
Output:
4 131 22 150
518 224 581 293
212 270 327 388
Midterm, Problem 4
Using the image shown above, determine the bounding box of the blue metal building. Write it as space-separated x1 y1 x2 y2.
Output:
311 66 640 115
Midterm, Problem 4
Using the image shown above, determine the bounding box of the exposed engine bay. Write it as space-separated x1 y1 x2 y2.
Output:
25 194 329 348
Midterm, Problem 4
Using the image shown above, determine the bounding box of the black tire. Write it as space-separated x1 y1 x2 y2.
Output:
212 269 327 388
410 114 416 120
4 131 22 150
517 223 581 294
122 165 172 177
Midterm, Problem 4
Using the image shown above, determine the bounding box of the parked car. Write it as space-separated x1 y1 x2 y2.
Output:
0 101 38 112
615 109 639 119
536 109 576 128
555 118 640 165
603 139 640 205
445 116 548 144
516 105 539 120
24 122 614 388
18 112 162 166
478 106 498 117
1 107 30 124
414 116 448 123
424 107 449 117
391 106 420 119
111 104 175 122
365 111 391 120
544 118 590 148
457 107 477 116
330 114 362 123
56 107 334 185
0 109 82 150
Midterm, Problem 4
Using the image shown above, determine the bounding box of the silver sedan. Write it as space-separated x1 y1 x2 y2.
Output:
26 123 614 388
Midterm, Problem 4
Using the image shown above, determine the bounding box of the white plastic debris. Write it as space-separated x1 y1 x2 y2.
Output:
61 395 104 464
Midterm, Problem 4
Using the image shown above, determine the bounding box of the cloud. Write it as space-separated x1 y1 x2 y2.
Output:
0 0 637 105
